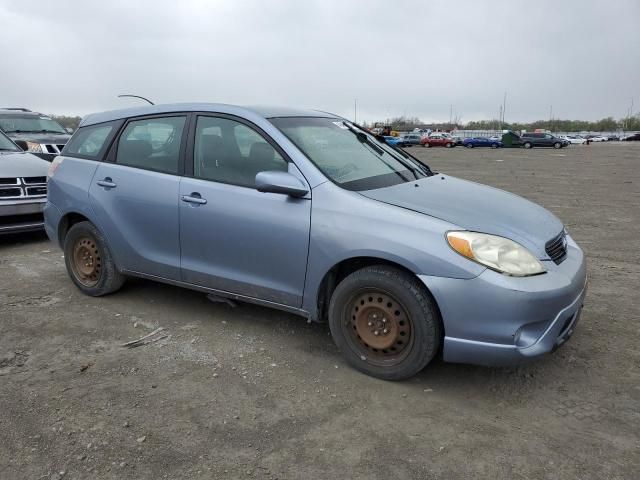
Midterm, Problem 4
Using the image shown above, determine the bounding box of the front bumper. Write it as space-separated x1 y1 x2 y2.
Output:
0 199 46 234
419 239 587 366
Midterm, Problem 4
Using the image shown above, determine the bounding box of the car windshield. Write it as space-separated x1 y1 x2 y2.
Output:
0 131 20 151
0 115 66 134
271 117 430 191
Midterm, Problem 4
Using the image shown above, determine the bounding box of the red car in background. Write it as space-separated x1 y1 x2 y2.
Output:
420 133 456 148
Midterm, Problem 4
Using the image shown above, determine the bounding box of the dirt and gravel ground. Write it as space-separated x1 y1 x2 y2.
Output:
1 142 639 479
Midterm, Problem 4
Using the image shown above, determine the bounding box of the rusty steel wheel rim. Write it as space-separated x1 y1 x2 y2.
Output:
344 290 413 365
71 236 102 287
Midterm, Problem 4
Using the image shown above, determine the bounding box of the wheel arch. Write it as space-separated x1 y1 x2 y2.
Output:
57 212 93 247
313 256 443 327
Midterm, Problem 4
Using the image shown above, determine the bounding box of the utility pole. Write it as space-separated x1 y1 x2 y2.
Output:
502 91 507 127
449 104 453 127
354 99 357 124
549 105 553 131
499 105 503 130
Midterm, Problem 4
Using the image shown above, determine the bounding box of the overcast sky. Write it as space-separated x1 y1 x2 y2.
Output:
1 0 638 123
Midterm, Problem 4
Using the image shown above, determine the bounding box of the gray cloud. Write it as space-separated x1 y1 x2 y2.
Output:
1 0 638 123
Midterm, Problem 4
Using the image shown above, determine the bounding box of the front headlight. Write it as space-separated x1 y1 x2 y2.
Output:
25 141 43 153
446 231 546 276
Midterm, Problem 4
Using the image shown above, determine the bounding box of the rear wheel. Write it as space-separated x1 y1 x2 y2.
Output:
445 143 452 148
328 266 441 381
524 142 532 149
64 221 125 296
491 143 499 148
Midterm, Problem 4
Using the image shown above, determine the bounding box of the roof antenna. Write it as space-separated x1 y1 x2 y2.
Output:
117 94 154 105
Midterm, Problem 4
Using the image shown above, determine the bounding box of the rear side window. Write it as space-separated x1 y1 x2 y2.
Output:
63 123 116 159
115 116 186 175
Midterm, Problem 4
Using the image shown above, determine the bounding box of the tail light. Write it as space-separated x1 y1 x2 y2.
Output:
47 157 64 178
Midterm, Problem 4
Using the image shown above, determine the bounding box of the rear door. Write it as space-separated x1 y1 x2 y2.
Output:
88 115 187 279
179 114 311 307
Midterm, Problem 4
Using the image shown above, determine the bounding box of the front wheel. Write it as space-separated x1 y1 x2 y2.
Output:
553 142 562 149
64 221 125 296
465 143 474 148
523 142 532 149
445 143 452 148
328 266 442 381
491 143 499 148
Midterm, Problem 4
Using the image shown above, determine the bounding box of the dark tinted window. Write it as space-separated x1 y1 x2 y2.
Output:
116 116 185 174
193 116 287 188
64 123 115 159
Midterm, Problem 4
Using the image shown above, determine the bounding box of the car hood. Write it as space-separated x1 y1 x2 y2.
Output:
359 174 564 258
6 132 70 144
0 151 50 177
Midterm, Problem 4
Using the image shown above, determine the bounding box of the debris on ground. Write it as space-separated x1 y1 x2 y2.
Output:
122 328 167 349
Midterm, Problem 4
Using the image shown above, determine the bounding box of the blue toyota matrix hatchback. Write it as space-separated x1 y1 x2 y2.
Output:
45 104 587 380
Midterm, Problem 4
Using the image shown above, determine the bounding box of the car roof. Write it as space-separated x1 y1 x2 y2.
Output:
79 103 339 127
0 109 44 117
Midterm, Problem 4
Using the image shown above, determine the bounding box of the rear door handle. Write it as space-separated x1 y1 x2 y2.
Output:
181 193 207 205
97 177 117 189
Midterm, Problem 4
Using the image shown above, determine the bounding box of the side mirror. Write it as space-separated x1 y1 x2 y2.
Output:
255 171 309 198
65 127 74 134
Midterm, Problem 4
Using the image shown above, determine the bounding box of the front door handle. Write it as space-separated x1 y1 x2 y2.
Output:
97 177 117 189
181 193 207 205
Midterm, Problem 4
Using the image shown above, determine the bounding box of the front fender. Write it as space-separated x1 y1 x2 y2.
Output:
302 182 485 316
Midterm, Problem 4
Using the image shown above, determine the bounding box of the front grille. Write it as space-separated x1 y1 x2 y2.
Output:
0 188 21 198
43 144 64 154
546 231 568 264
26 186 47 196
23 176 47 184
0 177 47 199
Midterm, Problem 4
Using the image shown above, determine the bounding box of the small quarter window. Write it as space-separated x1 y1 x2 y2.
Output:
63 123 115 159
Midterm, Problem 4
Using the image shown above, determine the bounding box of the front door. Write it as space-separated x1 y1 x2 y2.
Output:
179 115 311 307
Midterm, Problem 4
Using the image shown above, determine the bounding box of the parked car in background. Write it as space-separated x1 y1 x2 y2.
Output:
383 135 404 147
0 108 71 161
45 103 587 380
585 135 607 142
520 132 568 149
622 133 640 141
400 134 421 147
463 137 503 148
605 135 620 141
420 133 456 148
560 135 587 145
0 130 49 234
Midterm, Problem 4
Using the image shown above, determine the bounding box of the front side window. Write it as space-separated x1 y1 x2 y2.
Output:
193 116 287 187
0 115 66 134
0 131 20 152
64 123 115 159
271 117 428 191
116 116 185 174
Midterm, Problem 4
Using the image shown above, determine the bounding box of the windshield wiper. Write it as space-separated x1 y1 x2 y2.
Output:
341 121 385 155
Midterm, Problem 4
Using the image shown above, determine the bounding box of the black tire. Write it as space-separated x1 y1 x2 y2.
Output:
466 143 474 148
425 143 431 148
491 143 499 148
328 266 442 381
63 221 125 296
445 142 452 148
553 142 562 149
524 142 532 149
